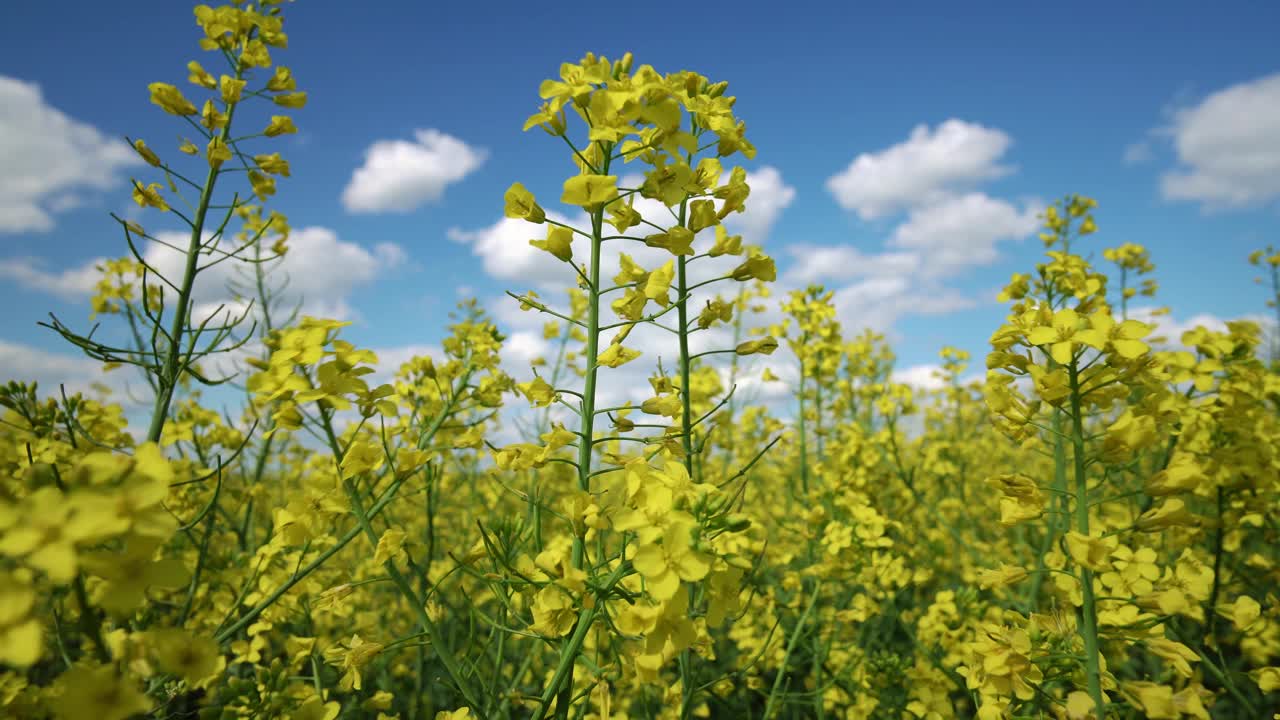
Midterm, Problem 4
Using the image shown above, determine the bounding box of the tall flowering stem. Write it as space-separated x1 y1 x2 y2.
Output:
1068 358 1106 715
502 53 776 719
44 1 301 447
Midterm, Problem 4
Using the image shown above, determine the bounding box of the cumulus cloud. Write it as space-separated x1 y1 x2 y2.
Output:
2 227 411 402
455 124 1028 423
891 363 947 391
825 119 1014 220
0 75 141 234
1158 72 1280 209
451 163 796 421
803 119 1041 333
1122 141 1153 166
0 255 103 298
2 226 406 323
492 296 781 425
887 193 1041 277
504 330 552 369
890 363 984 392
833 276 976 332
449 166 795 295
0 339 144 402
450 130 1020 430
447 211 587 291
169 227 406 321
784 193 1040 287
784 246 919 285
342 129 487 213
1128 307 1230 348
724 166 795 244
364 343 441 387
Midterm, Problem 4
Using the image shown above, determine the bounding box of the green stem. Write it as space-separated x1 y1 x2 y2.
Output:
540 143 612 720
676 201 694 475
1025 407 1068 610
321 411 487 717
145 73 244 445
718 285 747 478
1068 358 1106 716
813 377 824 465
1193 643 1258 714
178 462 221 626
797 355 809 496
762 582 822 720
216 367 468 643
532 564 630 720
1270 261 1280 367
674 201 698 720
72 575 110 664
1203 487 1226 645
238 432 272 551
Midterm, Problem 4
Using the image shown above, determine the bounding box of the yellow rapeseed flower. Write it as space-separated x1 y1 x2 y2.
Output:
148 82 197 115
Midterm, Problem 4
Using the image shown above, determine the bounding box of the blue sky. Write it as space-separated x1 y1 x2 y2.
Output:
2 0 1279 403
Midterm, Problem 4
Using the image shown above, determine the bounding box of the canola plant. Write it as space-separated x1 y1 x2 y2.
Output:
1 2 1278 718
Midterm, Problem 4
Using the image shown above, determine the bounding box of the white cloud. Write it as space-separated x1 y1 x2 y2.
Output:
1158 72 1280 209
2 226 405 323
783 194 1039 287
724 356 796 399
890 363 984 393
0 339 140 401
1123 141 1152 166
832 276 975 333
0 256 103 298
504 330 551 369
888 193 1041 277
0 75 141 234
793 120 1039 334
456 135 1012 421
447 212 585 291
48 194 85 213
1128 307 1230 348
3 228 407 400
459 167 786 417
448 165 790 295
891 363 947 391
1 340 101 386
1127 307 1276 353
366 343 441 387
372 343 440 371
342 129 487 213
453 145 1001 431
164 227 406 321
825 119 1014 220
723 166 795 244
784 246 919 285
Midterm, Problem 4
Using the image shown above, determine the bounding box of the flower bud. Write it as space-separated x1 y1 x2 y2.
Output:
736 337 778 356
616 52 634 75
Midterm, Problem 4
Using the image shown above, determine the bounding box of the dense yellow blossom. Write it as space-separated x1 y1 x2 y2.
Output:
2 10 1276 720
